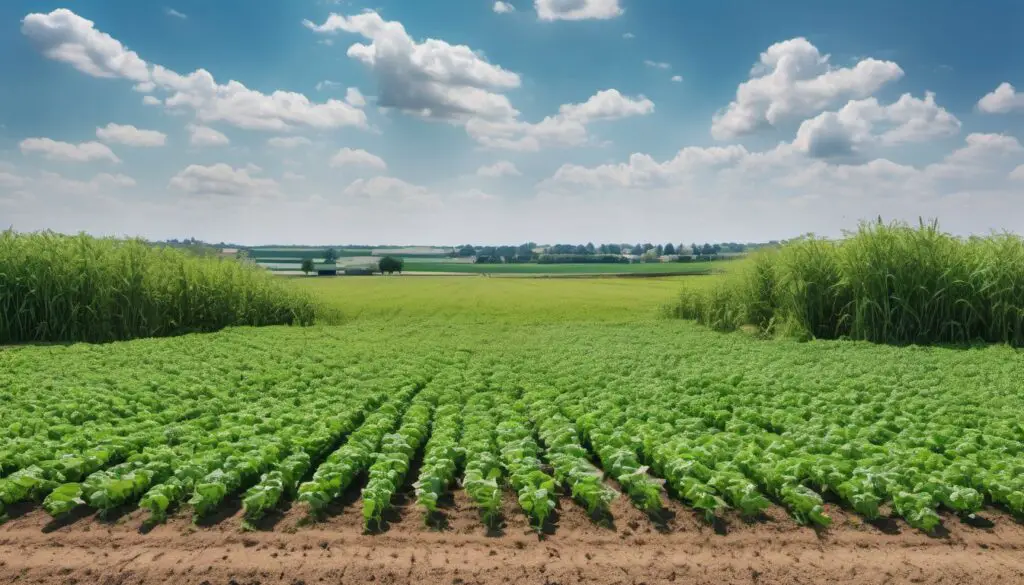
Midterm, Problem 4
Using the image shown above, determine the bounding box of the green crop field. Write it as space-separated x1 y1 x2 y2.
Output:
402 260 725 274
3 271 1023 539
289 275 695 323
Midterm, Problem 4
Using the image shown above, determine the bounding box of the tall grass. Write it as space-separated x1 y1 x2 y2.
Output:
0 231 317 344
669 220 1024 346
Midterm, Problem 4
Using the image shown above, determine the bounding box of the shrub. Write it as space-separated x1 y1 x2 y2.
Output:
669 220 1024 346
0 230 317 344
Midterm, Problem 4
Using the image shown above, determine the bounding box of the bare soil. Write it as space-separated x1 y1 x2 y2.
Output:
1 487 1023 585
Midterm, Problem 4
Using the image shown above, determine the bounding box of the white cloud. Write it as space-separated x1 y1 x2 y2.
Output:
96 123 167 147
977 82 1024 114
283 171 306 181
304 11 521 121
142 95 161 106
671 75 683 83
711 37 904 140
316 80 341 91
644 60 671 70
343 176 438 207
164 7 187 19
169 163 279 197
3 171 135 203
545 145 751 189
23 9 369 132
791 92 960 159
134 81 156 93
21 9 150 82
622 32 634 39
1010 165 1024 181
151 66 368 131
924 133 1023 180
559 88 654 122
267 136 312 149
535 0 623 21
466 88 654 151
453 188 498 201
0 172 27 188
494 1 515 13
345 87 367 107
19 138 121 163
330 147 387 170
186 124 230 147
476 161 521 177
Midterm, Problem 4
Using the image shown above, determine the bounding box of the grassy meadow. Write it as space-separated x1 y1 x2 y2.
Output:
289 273 700 324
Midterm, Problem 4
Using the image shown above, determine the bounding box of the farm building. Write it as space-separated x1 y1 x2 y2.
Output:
315 262 338 276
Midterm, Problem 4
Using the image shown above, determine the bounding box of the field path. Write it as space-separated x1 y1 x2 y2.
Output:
2 490 1023 585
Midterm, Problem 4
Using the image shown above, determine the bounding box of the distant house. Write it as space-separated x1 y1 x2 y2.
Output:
315 262 338 276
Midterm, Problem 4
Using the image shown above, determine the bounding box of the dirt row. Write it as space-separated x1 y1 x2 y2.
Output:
2 482 1024 585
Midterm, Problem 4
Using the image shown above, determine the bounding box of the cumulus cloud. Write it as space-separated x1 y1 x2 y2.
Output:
142 95 161 106
169 163 279 197
186 124 229 147
466 88 654 150
476 161 521 177
164 7 187 19
977 82 1024 114
644 60 670 70
345 87 366 107
315 80 341 91
671 75 683 83
343 176 438 207
330 147 387 170
267 136 312 149
545 145 751 189
23 9 369 132
303 11 520 121
792 92 960 159
21 9 149 82
1010 165 1024 181
96 123 167 147
535 0 623 21
711 37 904 140
494 1 515 13
20 138 121 163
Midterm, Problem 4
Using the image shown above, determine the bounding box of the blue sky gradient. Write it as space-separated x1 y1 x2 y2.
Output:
1 0 1022 245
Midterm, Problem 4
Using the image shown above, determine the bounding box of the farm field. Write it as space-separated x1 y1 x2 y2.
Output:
401 259 724 274
2 277 1024 584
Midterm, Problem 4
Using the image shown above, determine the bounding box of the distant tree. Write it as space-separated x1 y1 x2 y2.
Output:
691 243 700 256
633 243 644 256
643 243 654 252
378 256 404 275
655 244 664 256
324 248 338 262
458 245 476 257
664 243 676 255
702 243 715 256
585 242 596 254
607 244 621 255
642 250 660 263
301 258 315 276
712 244 722 254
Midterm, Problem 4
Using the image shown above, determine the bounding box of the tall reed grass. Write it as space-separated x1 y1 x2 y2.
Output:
0 231 317 344
669 220 1024 346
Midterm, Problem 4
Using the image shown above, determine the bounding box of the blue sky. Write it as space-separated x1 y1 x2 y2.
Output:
1 0 1023 245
